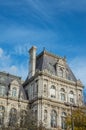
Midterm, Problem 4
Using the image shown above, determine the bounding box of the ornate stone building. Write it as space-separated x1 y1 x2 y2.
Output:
0 72 28 127
0 46 83 129
24 46 83 129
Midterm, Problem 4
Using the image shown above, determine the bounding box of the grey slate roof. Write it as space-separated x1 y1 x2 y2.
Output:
36 50 77 82
0 71 28 100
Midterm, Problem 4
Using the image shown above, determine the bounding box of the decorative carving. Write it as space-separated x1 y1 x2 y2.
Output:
58 59 64 66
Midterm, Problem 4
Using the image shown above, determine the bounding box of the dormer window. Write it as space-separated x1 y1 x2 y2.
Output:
0 85 6 96
12 88 17 97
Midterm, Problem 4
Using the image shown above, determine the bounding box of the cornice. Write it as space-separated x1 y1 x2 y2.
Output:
29 96 77 109
0 96 28 103
24 71 83 89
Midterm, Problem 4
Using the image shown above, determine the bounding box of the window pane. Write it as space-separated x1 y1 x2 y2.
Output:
50 86 56 98
61 93 65 101
12 88 17 97
51 110 57 128
0 86 6 96
60 88 65 101
69 91 74 103
61 112 66 129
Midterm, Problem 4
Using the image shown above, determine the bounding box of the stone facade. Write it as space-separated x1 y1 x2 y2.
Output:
24 46 83 129
0 72 28 127
0 46 84 129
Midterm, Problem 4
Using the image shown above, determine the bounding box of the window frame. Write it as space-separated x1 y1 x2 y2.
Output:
12 87 17 97
0 85 6 96
50 85 56 98
60 88 65 101
51 110 57 128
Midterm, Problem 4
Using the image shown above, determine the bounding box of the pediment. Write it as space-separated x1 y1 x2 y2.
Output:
11 79 19 86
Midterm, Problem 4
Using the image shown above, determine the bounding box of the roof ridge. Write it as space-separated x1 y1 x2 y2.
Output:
37 49 65 61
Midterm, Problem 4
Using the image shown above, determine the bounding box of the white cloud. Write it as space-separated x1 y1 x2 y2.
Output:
69 57 86 87
0 48 10 65
9 64 28 80
10 65 18 74
0 47 28 80
17 64 28 79
14 43 31 55
0 64 28 80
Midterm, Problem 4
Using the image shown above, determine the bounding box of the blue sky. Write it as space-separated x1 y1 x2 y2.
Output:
0 0 86 89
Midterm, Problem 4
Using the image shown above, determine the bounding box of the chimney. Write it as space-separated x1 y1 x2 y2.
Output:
28 46 37 78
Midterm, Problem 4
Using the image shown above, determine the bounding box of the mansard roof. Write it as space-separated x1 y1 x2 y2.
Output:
0 71 21 84
0 71 28 100
36 50 77 82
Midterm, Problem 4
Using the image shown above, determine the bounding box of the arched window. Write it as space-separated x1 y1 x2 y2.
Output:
61 112 66 129
50 85 56 98
12 87 17 97
20 110 27 127
44 110 47 122
51 110 57 128
9 108 17 126
69 91 74 103
0 106 5 127
58 68 63 77
0 85 6 96
60 88 65 101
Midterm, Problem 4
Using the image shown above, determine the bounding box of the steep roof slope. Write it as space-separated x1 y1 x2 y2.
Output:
0 71 28 100
36 50 77 82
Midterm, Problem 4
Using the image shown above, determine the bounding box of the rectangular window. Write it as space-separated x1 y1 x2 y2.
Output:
61 93 65 101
